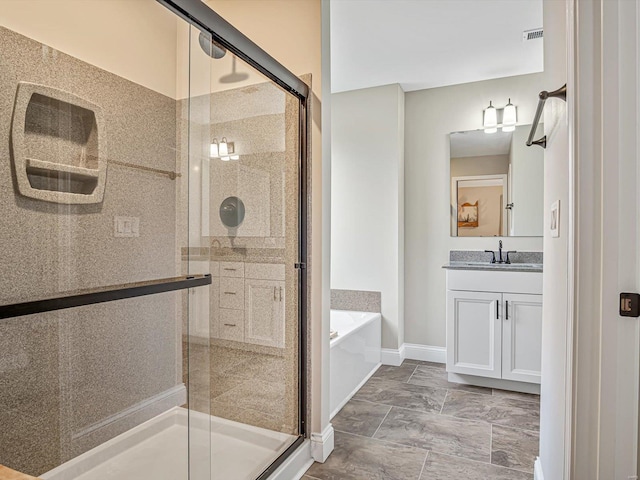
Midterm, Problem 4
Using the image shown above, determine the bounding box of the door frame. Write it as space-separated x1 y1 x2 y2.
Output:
569 0 640 478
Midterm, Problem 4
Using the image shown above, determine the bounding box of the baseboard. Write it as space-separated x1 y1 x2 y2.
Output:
381 344 406 366
448 372 541 394
534 457 544 480
310 424 334 463
404 343 446 364
268 439 314 480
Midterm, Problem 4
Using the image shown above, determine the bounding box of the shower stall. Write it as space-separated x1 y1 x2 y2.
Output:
0 1 309 479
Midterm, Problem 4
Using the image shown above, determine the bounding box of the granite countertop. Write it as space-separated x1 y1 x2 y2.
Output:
443 250 543 273
181 247 285 264
443 262 543 273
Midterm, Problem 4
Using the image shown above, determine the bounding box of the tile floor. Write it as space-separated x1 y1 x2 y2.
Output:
305 360 539 480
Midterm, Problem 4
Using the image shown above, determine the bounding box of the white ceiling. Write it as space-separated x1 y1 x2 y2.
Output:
330 0 544 93
450 129 513 158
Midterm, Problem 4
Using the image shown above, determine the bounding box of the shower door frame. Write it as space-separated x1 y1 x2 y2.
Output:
157 0 311 477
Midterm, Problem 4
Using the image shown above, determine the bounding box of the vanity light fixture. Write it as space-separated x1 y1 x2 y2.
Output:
209 137 239 161
483 101 498 134
209 139 219 158
483 99 517 134
502 99 517 132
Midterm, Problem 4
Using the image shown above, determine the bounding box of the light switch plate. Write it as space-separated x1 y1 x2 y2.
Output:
114 216 139 237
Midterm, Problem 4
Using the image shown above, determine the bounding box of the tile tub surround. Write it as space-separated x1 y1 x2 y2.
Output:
0 26 180 476
330 289 382 313
305 361 539 479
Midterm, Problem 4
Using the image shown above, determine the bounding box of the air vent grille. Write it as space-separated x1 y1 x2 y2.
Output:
523 28 544 41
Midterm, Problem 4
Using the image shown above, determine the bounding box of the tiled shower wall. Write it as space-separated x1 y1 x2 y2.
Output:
0 26 180 476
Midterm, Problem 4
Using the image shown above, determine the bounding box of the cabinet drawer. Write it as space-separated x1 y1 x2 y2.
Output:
218 309 244 342
245 263 285 281
220 261 244 278
447 269 542 295
220 277 244 309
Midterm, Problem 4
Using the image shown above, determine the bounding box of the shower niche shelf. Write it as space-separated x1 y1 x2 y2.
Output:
11 82 106 204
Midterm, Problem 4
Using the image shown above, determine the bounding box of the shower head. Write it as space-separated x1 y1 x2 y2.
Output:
220 57 250 84
198 31 226 59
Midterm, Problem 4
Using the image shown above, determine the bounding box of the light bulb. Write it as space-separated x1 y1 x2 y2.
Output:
483 101 497 134
502 99 517 132
209 139 219 158
219 137 229 156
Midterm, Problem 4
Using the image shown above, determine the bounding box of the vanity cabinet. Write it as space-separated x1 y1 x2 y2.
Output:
212 261 286 348
245 279 285 348
446 269 542 386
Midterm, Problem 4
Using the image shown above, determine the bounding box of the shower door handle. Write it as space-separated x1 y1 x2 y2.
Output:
0 274 212 320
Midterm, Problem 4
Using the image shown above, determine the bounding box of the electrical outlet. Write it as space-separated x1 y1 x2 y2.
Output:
114 216 140 238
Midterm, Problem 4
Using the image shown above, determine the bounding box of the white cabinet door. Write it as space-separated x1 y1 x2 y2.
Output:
245 279 284 348
447 290 502 378
502 293 542 384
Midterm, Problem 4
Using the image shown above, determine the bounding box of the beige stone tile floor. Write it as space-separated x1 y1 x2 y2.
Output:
305 360 539 480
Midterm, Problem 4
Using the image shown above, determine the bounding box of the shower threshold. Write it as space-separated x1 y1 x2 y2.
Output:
41 407 297 480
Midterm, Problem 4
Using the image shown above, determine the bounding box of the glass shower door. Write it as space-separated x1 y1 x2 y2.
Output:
0 3 211 480
189 21 306 478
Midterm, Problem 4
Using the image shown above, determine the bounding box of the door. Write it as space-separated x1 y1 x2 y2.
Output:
447 290 502 378
502 293 542 384
245 279 285 348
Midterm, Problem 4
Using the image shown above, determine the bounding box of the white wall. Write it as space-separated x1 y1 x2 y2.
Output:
538 0 570 478
0 0 178 98
404 73 545 348
331 84 405 350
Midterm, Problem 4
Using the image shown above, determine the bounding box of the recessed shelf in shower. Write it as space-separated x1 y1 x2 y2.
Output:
11 82 107 204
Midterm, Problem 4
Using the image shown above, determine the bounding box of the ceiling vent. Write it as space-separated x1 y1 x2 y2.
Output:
523 28 544 41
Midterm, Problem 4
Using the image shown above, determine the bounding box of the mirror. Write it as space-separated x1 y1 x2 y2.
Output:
450 123 544 237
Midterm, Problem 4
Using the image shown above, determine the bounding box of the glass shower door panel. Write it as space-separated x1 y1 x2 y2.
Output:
198 36 303 479
184 24 214 480
0 2 211 479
